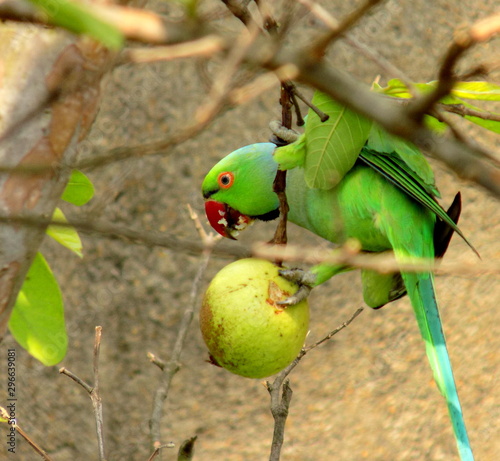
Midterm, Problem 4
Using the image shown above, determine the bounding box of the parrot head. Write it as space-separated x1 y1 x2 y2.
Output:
202 143 280 239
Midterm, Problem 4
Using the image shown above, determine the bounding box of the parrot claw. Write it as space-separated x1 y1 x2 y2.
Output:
269 120 300 144
278 268 316 306
277 284 312 306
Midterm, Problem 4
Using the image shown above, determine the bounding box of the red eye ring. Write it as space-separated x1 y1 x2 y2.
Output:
217 172 234 189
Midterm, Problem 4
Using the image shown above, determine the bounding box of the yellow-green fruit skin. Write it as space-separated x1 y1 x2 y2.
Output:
200 258 309 379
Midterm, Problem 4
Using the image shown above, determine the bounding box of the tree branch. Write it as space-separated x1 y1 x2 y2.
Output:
266 307 364 460
0 406 54 461
59 326 106 460
408 12 500 122
149 209 218 452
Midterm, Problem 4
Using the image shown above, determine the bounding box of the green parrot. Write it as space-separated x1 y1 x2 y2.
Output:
201 119 475 460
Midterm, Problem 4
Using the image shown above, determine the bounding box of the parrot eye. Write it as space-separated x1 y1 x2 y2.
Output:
217 172 234 189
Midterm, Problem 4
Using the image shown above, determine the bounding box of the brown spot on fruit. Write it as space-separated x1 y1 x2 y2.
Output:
199 258 309 378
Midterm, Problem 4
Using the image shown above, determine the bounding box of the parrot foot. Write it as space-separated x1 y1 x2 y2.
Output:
278 268 316 306
269 120 300 144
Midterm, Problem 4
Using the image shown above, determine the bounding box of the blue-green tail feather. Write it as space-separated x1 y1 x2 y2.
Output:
403 271 473 461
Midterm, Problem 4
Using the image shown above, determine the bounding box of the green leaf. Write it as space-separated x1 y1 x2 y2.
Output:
304 91 372 189
451 81 500 101
374 79 500 101
46 207 83 257
9 252 67 366
62 169 94 206
373 79 435 98
461 113 500 134
439 96 500 134
27 0 123 49
273 134 307 170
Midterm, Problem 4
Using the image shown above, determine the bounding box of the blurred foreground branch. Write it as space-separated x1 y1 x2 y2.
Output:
0 213 497 277
1 3 499 195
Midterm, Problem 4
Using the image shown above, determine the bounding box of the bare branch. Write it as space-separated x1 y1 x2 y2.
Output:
441 103 500 123
302 307 364 353
408 12 500 122
0 212 497 276
297 0 417 94
266 307 364 460
121 36 225 64
149 216 218 450
59 326 106 461
59 367 94 393
0 407 54 461
220 0 258 28
309 0 383 59
0 0 206 44
146 443 176 461
266 378 293 461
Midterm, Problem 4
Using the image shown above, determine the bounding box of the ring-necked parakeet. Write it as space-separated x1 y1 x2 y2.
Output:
201 96 475 460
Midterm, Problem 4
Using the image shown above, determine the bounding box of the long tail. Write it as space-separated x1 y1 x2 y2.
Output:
402 271 473 461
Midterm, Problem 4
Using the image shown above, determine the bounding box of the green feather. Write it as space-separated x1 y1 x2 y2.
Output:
358 147 479 257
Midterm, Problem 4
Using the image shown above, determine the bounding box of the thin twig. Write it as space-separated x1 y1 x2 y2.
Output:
409 13 500 122
146 443 176 461
302 307 364 353
296 0 417 95
266 307 364 461
0 104 224 175
0 407 54 461
92 327 105 461
59 326 106 461
291 85 329 122
428 108 500 170
220 0 259 28
195 21 261 125
441 103 500 123
14 425 54 461
59 367 93 393
149 210 218 452
309 0 383 59
120 36 225 64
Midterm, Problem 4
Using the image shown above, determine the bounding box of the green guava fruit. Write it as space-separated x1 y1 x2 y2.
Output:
200 258 310 378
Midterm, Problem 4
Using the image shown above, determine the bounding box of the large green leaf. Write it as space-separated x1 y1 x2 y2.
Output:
304 91 372 189
62 169 95 206
9 253 67 366
28 0 123 49
46 207 83 257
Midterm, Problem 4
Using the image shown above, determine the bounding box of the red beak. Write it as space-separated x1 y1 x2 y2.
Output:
204 200 252 239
